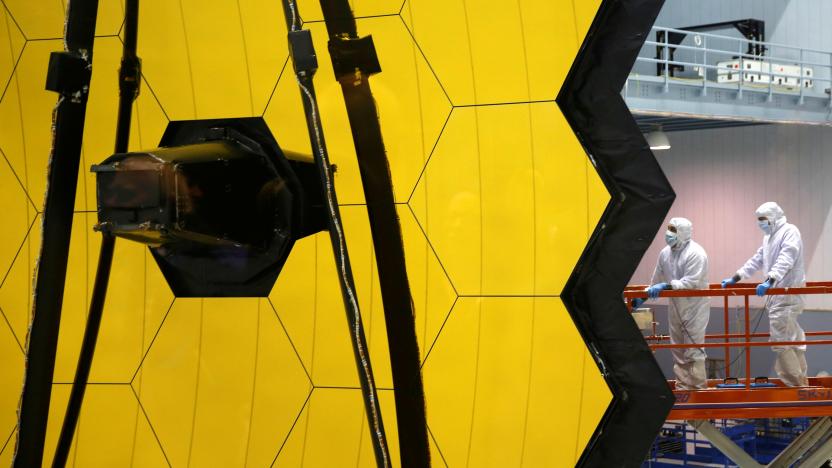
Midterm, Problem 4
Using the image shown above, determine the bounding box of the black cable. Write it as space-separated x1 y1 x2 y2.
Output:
279 1 391 466
297 74 390 467
51 234 115 467
14 1 101 466
51 1 140 465
114 0 141 153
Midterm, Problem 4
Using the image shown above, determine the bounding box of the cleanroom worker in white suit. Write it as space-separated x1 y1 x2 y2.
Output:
722 202 808 387
634 217 710 390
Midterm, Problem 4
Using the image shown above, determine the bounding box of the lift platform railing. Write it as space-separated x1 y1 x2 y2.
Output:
632 25 832 107
623 282 832 390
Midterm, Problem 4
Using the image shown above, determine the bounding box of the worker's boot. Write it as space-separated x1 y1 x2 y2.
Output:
775 348 809 387
674 360 707 390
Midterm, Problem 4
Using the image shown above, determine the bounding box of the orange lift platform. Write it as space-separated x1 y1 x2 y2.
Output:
624 282 832 466
623 282 832 421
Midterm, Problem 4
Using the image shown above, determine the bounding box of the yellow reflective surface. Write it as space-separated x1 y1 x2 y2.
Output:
0 0 612 466
402 0 602 105
133 298 312 467
424 298 603 467
137 0 288 120
274 389 401 467
0 429 15 465
40 385 168 467
270 206 456 389
0 6 24 93
2 0 124 39
409 103 599 296
0 37 167 212
264 17 451 204
0 316 22 456
0 213 173 384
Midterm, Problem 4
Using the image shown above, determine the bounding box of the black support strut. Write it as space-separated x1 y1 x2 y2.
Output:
14 1 101 466
316 3 430 467
279 1 392 466
51 1 141 466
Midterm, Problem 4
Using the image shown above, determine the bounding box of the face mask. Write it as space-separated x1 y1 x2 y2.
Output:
758 220 772 234
665 230 678 246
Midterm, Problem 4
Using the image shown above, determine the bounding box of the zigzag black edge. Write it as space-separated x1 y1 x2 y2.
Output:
556 1 676 466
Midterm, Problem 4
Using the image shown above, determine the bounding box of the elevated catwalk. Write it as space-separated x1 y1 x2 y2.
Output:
626 26 832 129
624 282 832 421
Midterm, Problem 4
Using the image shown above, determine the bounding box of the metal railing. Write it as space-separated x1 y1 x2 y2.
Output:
631 25 832 107
623 281 832 390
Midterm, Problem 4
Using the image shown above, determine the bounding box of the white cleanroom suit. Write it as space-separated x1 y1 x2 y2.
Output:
735 202 808 387
651 217 710 390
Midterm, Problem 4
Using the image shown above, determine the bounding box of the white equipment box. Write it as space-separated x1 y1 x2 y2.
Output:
632 308 654 331
717 59 814 88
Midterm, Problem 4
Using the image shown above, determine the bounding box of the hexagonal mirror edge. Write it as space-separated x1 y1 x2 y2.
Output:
556 0 676 466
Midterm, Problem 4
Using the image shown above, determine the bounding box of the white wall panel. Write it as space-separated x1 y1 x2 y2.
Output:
630 124 832 311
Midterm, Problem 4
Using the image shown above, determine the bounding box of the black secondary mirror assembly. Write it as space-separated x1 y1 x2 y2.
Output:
92 118 326 297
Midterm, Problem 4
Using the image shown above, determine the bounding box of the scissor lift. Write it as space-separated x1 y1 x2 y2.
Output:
625 283 832 466
644 418 813 467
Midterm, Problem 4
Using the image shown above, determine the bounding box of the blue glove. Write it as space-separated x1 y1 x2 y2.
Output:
631 298 645 309
756 278 774 297
647 283 669 299
721 277 737 288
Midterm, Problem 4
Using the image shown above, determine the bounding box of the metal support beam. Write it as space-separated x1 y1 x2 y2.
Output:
797 433 832 468
14 1 100 465
688 418 832 468
769 417 832 468
689 420 763 468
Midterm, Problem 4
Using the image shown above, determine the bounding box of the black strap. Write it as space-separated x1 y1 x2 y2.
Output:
317 3 430 467
557 0 675 466
51 1 141 465
14 1 101 466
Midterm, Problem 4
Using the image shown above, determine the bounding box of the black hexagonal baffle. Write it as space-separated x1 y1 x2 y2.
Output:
92 117 326 297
